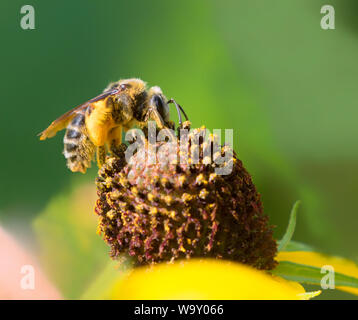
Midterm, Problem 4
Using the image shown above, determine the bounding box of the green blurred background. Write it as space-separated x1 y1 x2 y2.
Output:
0 0 357 299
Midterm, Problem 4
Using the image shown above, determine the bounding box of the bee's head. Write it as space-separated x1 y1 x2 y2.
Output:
148 86 170 123
104 78 170 125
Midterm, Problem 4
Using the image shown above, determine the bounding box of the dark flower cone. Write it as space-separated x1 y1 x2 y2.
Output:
95 126 277 270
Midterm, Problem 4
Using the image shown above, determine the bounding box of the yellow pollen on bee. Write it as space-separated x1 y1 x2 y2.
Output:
135 204 144 213
150 207 158 215
131 186 138 195
147 193 155 202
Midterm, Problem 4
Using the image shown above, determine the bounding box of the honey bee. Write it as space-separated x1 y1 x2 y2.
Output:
39 78 188 173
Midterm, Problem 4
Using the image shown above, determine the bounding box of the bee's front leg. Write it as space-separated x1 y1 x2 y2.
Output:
106 126 127 171
107 126 125 157
145 106 177 142
96 146 106 168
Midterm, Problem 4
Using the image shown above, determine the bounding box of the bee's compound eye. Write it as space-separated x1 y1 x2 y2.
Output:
153 95 169 121
107 83 119 91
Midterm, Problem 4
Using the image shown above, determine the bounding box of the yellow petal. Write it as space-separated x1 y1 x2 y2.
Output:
105 259 315 300
277 251 358 295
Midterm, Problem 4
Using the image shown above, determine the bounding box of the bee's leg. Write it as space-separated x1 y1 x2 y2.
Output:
146 95 177 141
108 126 125 157
107 126 128 170
96 146 106 168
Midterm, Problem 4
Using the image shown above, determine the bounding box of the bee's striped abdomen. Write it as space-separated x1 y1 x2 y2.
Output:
63 114 83 159
63 113 95 173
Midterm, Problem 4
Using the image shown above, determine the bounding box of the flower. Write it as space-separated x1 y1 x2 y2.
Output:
103 259 320 300
95 127 277 269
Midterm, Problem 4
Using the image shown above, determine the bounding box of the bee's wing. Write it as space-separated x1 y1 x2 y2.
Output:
38 89 119 140
38 104 88 140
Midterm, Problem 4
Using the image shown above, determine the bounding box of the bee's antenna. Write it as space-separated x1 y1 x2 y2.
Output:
168 99 182 126
167 99 189 128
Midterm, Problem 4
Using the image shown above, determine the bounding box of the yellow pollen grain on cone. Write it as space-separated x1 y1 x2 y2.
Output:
195 174 207 185
94 126 277 268
105 177 112 187
161 178 168 187
209 173 217 182
164 195 173 206
199 188 209 199
119 177 128 187
96 224 102 236
110 189 121 200
106 210 115 220
118 201 127 209
107 259 312 300
164 220 170 232
181 193 192 203
203 156 211 165
178 175 186 185
147 193 155 202
135 204 144 213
